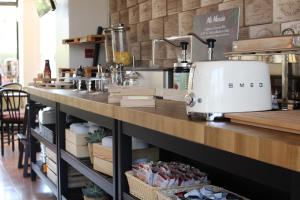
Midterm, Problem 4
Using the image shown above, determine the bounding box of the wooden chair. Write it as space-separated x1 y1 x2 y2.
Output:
0 83 23 146
0 89 28 156
17 105 29 171
0 83 22 90
18 103 44 177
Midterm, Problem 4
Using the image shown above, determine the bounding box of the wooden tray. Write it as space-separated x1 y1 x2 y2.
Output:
225 110 300 135
232 35 300 53
62 34 105 44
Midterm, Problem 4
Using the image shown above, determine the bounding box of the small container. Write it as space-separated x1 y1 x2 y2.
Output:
173 62 190 90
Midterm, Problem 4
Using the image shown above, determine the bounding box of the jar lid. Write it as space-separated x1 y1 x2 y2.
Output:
174 62 191 68
112 23 129 32
104 27 113 33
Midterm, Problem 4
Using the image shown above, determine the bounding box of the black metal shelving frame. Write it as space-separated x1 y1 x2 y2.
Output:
31 162 58 197
29 94 300 200
31 128 56 152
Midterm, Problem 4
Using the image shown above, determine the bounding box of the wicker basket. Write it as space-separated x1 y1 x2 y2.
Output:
125 171 204 200
125 171 163 200
156 185 250 200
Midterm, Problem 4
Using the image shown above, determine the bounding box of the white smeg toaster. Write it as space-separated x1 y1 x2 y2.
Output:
185 61 272 120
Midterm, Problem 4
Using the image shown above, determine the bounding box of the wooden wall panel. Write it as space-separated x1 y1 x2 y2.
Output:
273 0 300 23
139 0 152 22
110 0 118 13
166 45 178 59
154 42 167 59
129 42 141 60
127 0 137 8
152 0 167 19
149 18 164 39
137 21 150 41
129 5 139 24
245 0 272 26
120 9 129 25
218 0 244 27
127 24 137 43
164 14 179 37
196 4 218 16
167 0 182 15
111 12 120 26
179 10 196 35
249 23 281 39
201 0 222 7
281 20 300 34
141 41 152 60
163 59 177 68
239 27 249 40
117 0 127 11
182 0 200 11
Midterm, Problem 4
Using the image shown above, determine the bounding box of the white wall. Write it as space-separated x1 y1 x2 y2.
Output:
69 0 109 67
18 0 41 86
19 0 109 85
40 11 57 77
55 0 70 70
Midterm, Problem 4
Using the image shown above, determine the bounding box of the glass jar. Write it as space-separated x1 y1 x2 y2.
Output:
104 28 113 64
111 24 132 66
173 63 190 90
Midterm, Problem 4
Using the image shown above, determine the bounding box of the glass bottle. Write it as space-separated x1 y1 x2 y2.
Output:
43 60 51 79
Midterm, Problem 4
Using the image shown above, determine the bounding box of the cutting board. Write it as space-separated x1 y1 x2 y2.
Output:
225 110 300 135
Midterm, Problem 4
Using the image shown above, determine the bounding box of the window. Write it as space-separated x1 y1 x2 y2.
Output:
0 2 18 84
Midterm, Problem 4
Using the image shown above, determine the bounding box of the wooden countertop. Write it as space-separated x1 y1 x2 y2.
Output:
27 87 300 173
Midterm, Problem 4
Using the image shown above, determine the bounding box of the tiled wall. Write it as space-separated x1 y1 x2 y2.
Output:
109 0 300 67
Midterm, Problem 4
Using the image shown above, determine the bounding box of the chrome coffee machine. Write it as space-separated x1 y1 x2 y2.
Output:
271 61 300 110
